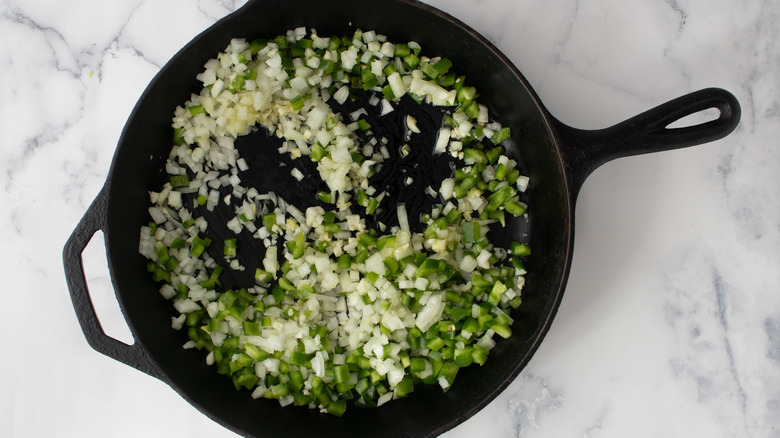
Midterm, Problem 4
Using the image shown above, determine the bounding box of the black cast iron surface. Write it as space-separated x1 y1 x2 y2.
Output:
63 0 740 436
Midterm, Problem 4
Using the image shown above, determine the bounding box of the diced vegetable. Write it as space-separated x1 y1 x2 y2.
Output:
140 27 530 417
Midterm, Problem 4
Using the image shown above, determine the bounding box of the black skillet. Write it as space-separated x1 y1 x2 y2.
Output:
63 0 740 436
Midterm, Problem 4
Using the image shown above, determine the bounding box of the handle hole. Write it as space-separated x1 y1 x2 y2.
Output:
665 107 721 129
83 231 135 345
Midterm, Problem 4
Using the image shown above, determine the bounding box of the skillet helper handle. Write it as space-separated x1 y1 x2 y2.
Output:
552 87 741 194
63 187 166 382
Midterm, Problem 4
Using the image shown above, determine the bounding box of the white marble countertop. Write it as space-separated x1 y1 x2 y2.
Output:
2 0 778 436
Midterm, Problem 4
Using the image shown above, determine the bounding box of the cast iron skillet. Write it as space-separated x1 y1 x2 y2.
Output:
63 0 740 436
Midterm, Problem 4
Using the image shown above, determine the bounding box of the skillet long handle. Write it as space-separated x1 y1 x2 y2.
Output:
63 187 166 382
551 87 741 197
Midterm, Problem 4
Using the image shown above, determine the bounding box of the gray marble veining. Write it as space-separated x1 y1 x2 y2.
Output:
1 0 778 436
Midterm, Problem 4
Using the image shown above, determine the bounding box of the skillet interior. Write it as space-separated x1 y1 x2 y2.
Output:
103 0 574 435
